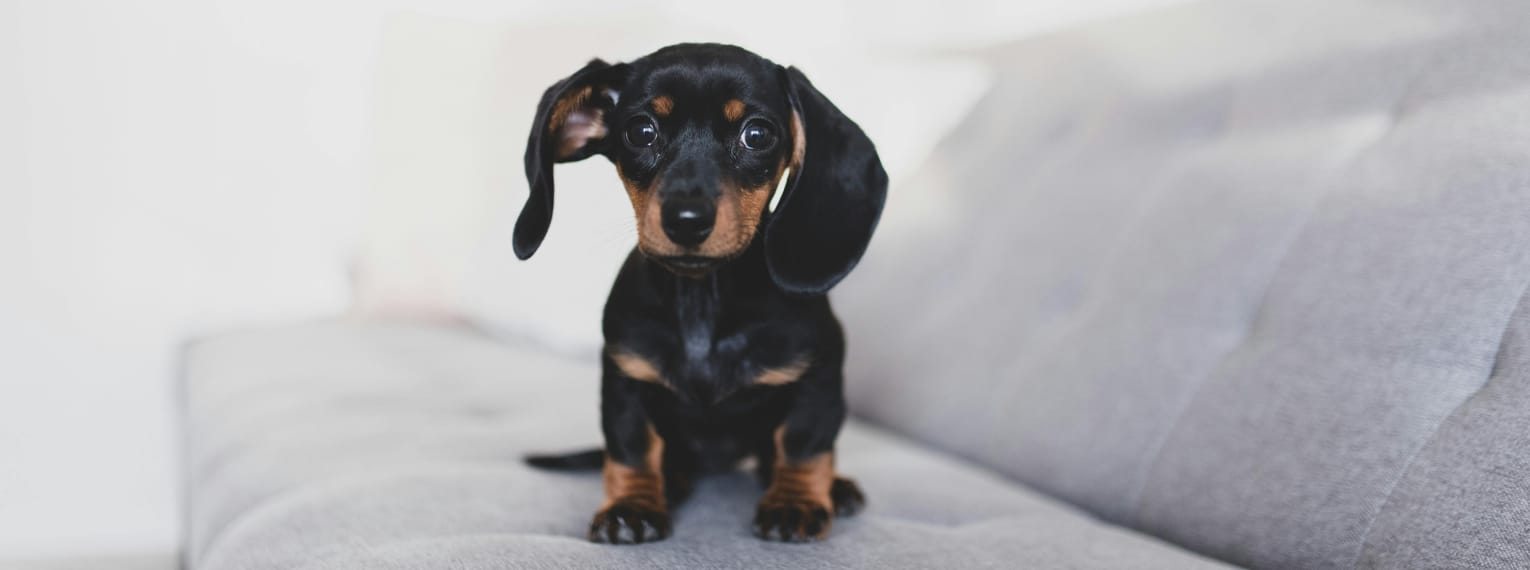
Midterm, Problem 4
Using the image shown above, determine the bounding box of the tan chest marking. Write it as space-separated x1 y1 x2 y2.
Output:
610 347 810 389
752 357 812 386
607 348 667 386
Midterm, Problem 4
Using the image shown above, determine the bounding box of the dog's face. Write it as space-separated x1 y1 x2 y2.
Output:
605 47 800 273
516 44 886 294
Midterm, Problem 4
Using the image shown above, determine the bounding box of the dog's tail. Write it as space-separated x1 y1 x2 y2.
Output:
525 448 605 471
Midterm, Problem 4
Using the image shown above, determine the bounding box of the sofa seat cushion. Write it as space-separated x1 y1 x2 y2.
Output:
183 321 1230 569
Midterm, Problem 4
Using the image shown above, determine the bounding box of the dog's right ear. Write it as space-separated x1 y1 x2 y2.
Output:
515 59 629 260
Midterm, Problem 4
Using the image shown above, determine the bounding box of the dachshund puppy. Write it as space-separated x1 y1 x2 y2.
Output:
518 43 887 544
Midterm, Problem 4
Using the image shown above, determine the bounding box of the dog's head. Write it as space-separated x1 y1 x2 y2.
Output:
514 43 887 295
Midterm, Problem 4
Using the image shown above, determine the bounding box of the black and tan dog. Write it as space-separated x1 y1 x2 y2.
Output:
518 43 887 544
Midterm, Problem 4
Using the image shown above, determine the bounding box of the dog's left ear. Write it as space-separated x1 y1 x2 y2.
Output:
764 66 889 295
515 59 629 260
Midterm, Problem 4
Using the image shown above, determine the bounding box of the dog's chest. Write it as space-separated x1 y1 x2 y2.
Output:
622 306 802 405
605 264 815 404
664 306 772 403
674 286 719 372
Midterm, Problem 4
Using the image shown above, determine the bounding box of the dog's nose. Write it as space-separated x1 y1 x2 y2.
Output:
661 200 714 247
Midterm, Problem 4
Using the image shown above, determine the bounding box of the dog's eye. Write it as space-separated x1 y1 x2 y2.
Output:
625 118 658 147
740 120 777 151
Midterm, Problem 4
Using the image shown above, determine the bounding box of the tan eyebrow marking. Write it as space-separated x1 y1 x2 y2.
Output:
723 99 746 122
651 95 673 117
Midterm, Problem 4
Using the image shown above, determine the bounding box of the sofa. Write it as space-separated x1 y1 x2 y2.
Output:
183 0 1530 567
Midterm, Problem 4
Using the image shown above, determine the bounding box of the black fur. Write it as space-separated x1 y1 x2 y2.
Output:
525 448 605 470
516 43 885 544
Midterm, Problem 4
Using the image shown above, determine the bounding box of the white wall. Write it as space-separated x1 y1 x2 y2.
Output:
0 0 369 559
0 0 1196 562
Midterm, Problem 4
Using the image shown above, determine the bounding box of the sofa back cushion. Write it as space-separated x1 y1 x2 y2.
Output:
836 1 1530 567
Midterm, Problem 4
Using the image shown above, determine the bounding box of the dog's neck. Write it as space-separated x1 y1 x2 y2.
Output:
645 236 771 301
668 270 721 369
643 234 777 369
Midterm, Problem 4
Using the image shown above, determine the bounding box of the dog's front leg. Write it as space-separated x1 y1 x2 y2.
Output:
753 373 862 542
588 359 671 544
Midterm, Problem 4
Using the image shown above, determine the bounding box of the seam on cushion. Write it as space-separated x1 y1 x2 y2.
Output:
1122 116 1396 525
1125 47 1439 529
1120 184 1321 523
961 82 1243 494
1347 275 1530 569
1333 36 1523 565
881 79 1234 506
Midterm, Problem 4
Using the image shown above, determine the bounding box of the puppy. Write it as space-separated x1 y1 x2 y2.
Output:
518 43 887 544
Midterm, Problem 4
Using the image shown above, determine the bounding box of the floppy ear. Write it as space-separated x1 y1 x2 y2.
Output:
765 66 889 295
514 59 629 260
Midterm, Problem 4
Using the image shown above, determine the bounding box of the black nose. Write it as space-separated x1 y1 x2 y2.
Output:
661 200 715 247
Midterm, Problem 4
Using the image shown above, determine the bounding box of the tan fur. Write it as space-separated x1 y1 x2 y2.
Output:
789 111 807 170
723 99 746 122
637 178 670 258
612 111 793 266
762 425 835 510
615 164 645 213
651 165 789 263
736 168 783 249
557 109 606 160
651 95 673 117
623 175 776 265
547 85 607 159
707 187 743 256
548 85 592 134
753 357 812 386
615 164 671 260
601 425 666 510
607 348 666 386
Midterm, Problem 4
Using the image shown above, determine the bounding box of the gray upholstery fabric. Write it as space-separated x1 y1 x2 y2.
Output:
835 0 1530 568
184 322 1230 569
1355 286 1530 569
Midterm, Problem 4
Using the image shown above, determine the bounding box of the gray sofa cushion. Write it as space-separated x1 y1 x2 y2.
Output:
1354 286 1530 569
183 322 1230 569
835 0 1530 567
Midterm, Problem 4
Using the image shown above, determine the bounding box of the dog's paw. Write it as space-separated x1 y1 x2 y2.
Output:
753 497 833 542
588 500 671 544
830 477 866 517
